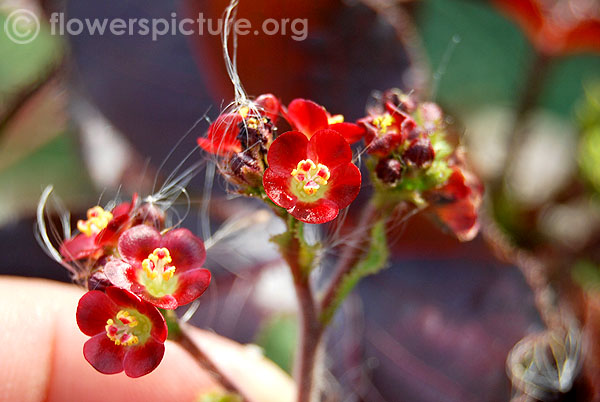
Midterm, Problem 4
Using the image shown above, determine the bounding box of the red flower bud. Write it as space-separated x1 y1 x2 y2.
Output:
403 137 435 168
375 158 403 185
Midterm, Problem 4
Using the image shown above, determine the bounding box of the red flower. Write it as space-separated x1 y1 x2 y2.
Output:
197 94 281 155
60 195 138 262
358 103 414 157
76 287 167 377
493 0 600 56
283 98 365 144
429 161 484 242
263 129 361 224
104 225 211 309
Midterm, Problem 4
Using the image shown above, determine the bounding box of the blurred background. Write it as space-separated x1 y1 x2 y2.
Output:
1 0 600 401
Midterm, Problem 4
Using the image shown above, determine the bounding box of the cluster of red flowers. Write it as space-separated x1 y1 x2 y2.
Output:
199 96 364 224
198 90 482 239
60 198 211 377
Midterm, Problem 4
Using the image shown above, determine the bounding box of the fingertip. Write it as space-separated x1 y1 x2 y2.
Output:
0 277 295 402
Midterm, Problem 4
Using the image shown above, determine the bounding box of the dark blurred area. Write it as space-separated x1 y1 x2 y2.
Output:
1 0 600 401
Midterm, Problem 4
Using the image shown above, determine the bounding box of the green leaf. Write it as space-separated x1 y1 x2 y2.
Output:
255 315 298 374
321 219 389 324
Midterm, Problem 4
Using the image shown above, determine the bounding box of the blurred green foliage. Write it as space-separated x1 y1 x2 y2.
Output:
572 260 600 292
419 0 600 119
0 9 93 223
255 315 298 374
578 83 600 194
0 13 62 102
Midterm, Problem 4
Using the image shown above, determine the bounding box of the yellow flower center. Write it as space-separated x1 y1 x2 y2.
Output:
142 248 176 282
373 113 394 135
77 206 113 237
291 159 331 195
105 310 139 346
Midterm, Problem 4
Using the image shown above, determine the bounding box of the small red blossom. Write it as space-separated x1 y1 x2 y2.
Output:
76 287 167 378
358 105 413 157
428 160 484 242
283 98 365 144
60 195 138 262
493 0 600 56
197 94 281 155
263 129 361 224
104 225 211 309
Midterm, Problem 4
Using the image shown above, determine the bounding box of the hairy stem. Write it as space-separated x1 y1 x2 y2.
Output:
278 217 322 402
175 328 247 399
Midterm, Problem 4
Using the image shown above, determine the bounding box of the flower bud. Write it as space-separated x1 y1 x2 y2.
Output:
87 264 112 292
132 203 166 229
382 89 416 113
375 158 403 185
403 137 435 168
228 151 264 188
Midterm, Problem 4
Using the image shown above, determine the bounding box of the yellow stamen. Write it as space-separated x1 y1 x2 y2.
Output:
373 113 394 135
142 248 176 282
105 310 139 346
291 159 331 195
77 206 113 237
328 114 344 125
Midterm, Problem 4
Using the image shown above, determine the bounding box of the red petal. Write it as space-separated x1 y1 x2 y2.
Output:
135 289 178 310
289 198 339 224
60 234 99 262
266 131 308 173
329 122 366 144
104 260 135 291
118 225 161 265
366 131 404 157
197 137 240 155
76 291 119 336
198 113 243 155
438 168 471 201
307 129 353 170
285 99 329 138
83 333 126 375
263 167 297 210
111 200 133 219
255 93 281 123
95 214 130 246
160 228 206 271
172 269 211 306
106 286 145 309
434 198 480 242
326 163 362 209
123 339 165 378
